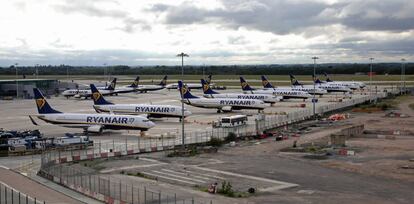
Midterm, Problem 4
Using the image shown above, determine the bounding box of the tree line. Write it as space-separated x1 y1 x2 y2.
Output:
0 63 412 75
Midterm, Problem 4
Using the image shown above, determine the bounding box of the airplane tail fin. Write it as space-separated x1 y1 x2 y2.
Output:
240 76 255 91
159 75 168 86
178 81 199 99
106 78 117 90
312 74 323 84
261 75 274 88
90 84 113 105
130 76 140 87
201 79 219 94
290 74 303 86
206 75 212 84
324 72 333 82
33 88 61 114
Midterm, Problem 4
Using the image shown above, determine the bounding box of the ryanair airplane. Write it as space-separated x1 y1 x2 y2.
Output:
201 79 281 104
261 75 327 96
324 73 365 89
115 76 141 94
62 78 117 98
30 88 155 133
178 81 267 113
136 75 167 93
90 84 191 118
240 77 312 99
166 75 214 90
290 75 351 93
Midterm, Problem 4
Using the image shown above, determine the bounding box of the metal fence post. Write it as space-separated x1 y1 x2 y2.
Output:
159 191 161 204
144 187 147 204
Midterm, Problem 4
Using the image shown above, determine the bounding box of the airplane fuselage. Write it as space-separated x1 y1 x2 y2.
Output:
93 104 191 118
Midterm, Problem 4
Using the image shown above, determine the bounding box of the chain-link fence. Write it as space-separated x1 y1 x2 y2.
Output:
39 162 209 204
0 182 44 204
38 92 391 204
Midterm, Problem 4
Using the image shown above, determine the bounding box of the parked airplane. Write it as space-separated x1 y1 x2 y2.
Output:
62 78 117 98
201 79 281 104
313 75 352 93
90 84 191 119
240 77 312 99
261 75 327 96
74 78 119 99
136 75 167 93
29 88 155 133
115 76 141 94
290 75 351 93
166 75 214 90
178 81 267 113
324 73 365 89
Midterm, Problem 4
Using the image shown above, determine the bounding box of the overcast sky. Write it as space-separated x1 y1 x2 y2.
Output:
0 0 413 66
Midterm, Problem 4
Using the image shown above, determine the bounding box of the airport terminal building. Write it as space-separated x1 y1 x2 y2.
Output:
0 79 58 99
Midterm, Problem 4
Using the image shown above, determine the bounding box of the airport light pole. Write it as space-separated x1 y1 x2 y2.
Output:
312 56 318 118
401 58 406 94
177 52 189 148
103 63 107 81
35 64 39 79
369 58 374 99
15 63 18 99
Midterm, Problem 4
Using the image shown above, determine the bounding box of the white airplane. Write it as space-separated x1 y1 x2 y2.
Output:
178 81 267 113
113 76 141 94
136 75 167 93
62 78 117 98
201 79 282 104
166 75 214 90
90 84 192 119
240 77 312 100
324 73 365 89
290 75 351 93
29 88 155 134
261 75 327 96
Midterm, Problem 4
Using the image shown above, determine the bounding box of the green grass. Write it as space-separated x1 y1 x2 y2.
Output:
1 74 412 87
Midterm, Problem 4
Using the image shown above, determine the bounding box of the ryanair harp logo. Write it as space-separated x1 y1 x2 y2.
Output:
92 92 101 101
241 82 248 89
181 85 189 95
36 98 46 109
203 84 209 92
133 81 139 86
262 80 269 86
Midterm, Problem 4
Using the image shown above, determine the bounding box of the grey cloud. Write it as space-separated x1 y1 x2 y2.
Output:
53 0 151 33
150 0 414 34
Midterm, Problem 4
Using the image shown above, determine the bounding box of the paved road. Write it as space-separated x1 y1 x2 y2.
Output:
0 167 83 204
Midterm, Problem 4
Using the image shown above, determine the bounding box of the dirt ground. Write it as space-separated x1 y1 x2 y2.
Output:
318 96 414 182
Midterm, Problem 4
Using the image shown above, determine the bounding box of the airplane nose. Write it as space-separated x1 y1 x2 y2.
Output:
147 121 156 128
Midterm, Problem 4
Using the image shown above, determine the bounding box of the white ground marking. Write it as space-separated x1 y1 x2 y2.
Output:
193 166 299 191
151 170 207 183
161 169 211 181
142 172 197 185
100 163 166 173
180 169 226 180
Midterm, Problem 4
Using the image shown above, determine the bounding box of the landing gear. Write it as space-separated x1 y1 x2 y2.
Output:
217 109 222 113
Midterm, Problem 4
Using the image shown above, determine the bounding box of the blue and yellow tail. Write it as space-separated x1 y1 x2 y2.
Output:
130 76 140 88
105 78 117 90
206 75 212 84
240 77 255 91
159 75 168 86
201 79 219 94
178 81 199 99
90 84 113 105
290 75 303 86
33 88 61 114
261 75 274 89
324 73 333 82
312 74 323 84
